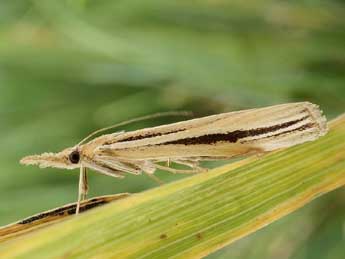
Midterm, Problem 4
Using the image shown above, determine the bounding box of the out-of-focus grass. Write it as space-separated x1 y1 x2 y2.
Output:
0 1 344 258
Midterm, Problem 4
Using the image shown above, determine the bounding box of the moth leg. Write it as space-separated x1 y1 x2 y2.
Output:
154 164 204 174
76 166 88 214
97 156 141 175
82 168 89 200
145 173 164 185
172 159 208 173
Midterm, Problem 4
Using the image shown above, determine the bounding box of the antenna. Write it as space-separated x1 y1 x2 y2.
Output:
77 111 193 146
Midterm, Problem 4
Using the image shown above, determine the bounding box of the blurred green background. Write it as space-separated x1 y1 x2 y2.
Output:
1 0 344 258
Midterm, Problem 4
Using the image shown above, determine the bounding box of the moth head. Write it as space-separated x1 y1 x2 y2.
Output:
20 147 82 170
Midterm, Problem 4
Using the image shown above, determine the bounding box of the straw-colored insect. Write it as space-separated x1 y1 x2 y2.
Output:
20 102 328 213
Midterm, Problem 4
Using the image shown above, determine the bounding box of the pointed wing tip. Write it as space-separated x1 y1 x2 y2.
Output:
303 102 329 136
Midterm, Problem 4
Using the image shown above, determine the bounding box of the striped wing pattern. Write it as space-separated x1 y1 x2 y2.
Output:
96 102 327 161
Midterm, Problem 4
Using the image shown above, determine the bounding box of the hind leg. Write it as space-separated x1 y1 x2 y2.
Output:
171 159 208 173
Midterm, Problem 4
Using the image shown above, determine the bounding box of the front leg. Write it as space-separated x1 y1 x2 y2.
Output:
76 166 88 214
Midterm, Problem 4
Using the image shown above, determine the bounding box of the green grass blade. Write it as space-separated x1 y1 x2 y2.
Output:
0 115 345 259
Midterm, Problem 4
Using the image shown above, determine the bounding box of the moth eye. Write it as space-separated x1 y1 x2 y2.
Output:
69 150 80 164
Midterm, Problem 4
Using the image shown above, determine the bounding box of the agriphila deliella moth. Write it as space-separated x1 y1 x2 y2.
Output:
20 102 328 214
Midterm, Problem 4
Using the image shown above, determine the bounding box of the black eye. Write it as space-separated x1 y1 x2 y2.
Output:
69 150 80 164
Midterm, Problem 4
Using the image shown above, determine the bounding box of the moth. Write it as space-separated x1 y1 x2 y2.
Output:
20 102 328 213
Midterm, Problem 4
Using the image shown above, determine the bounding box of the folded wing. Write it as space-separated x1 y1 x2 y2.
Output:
96 102 328 161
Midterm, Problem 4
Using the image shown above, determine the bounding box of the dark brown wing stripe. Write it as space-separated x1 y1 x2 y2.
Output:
161 116 310 145
116 128 186 143
240 123 316 143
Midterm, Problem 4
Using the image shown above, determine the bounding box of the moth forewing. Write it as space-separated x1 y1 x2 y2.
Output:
96 102 327 161
99 102 321 147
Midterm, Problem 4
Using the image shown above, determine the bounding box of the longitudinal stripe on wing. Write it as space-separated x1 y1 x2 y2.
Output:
116 128 186 143
96 102 327 162
107 107 308 147
240 123 316 143
160 115 310 145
